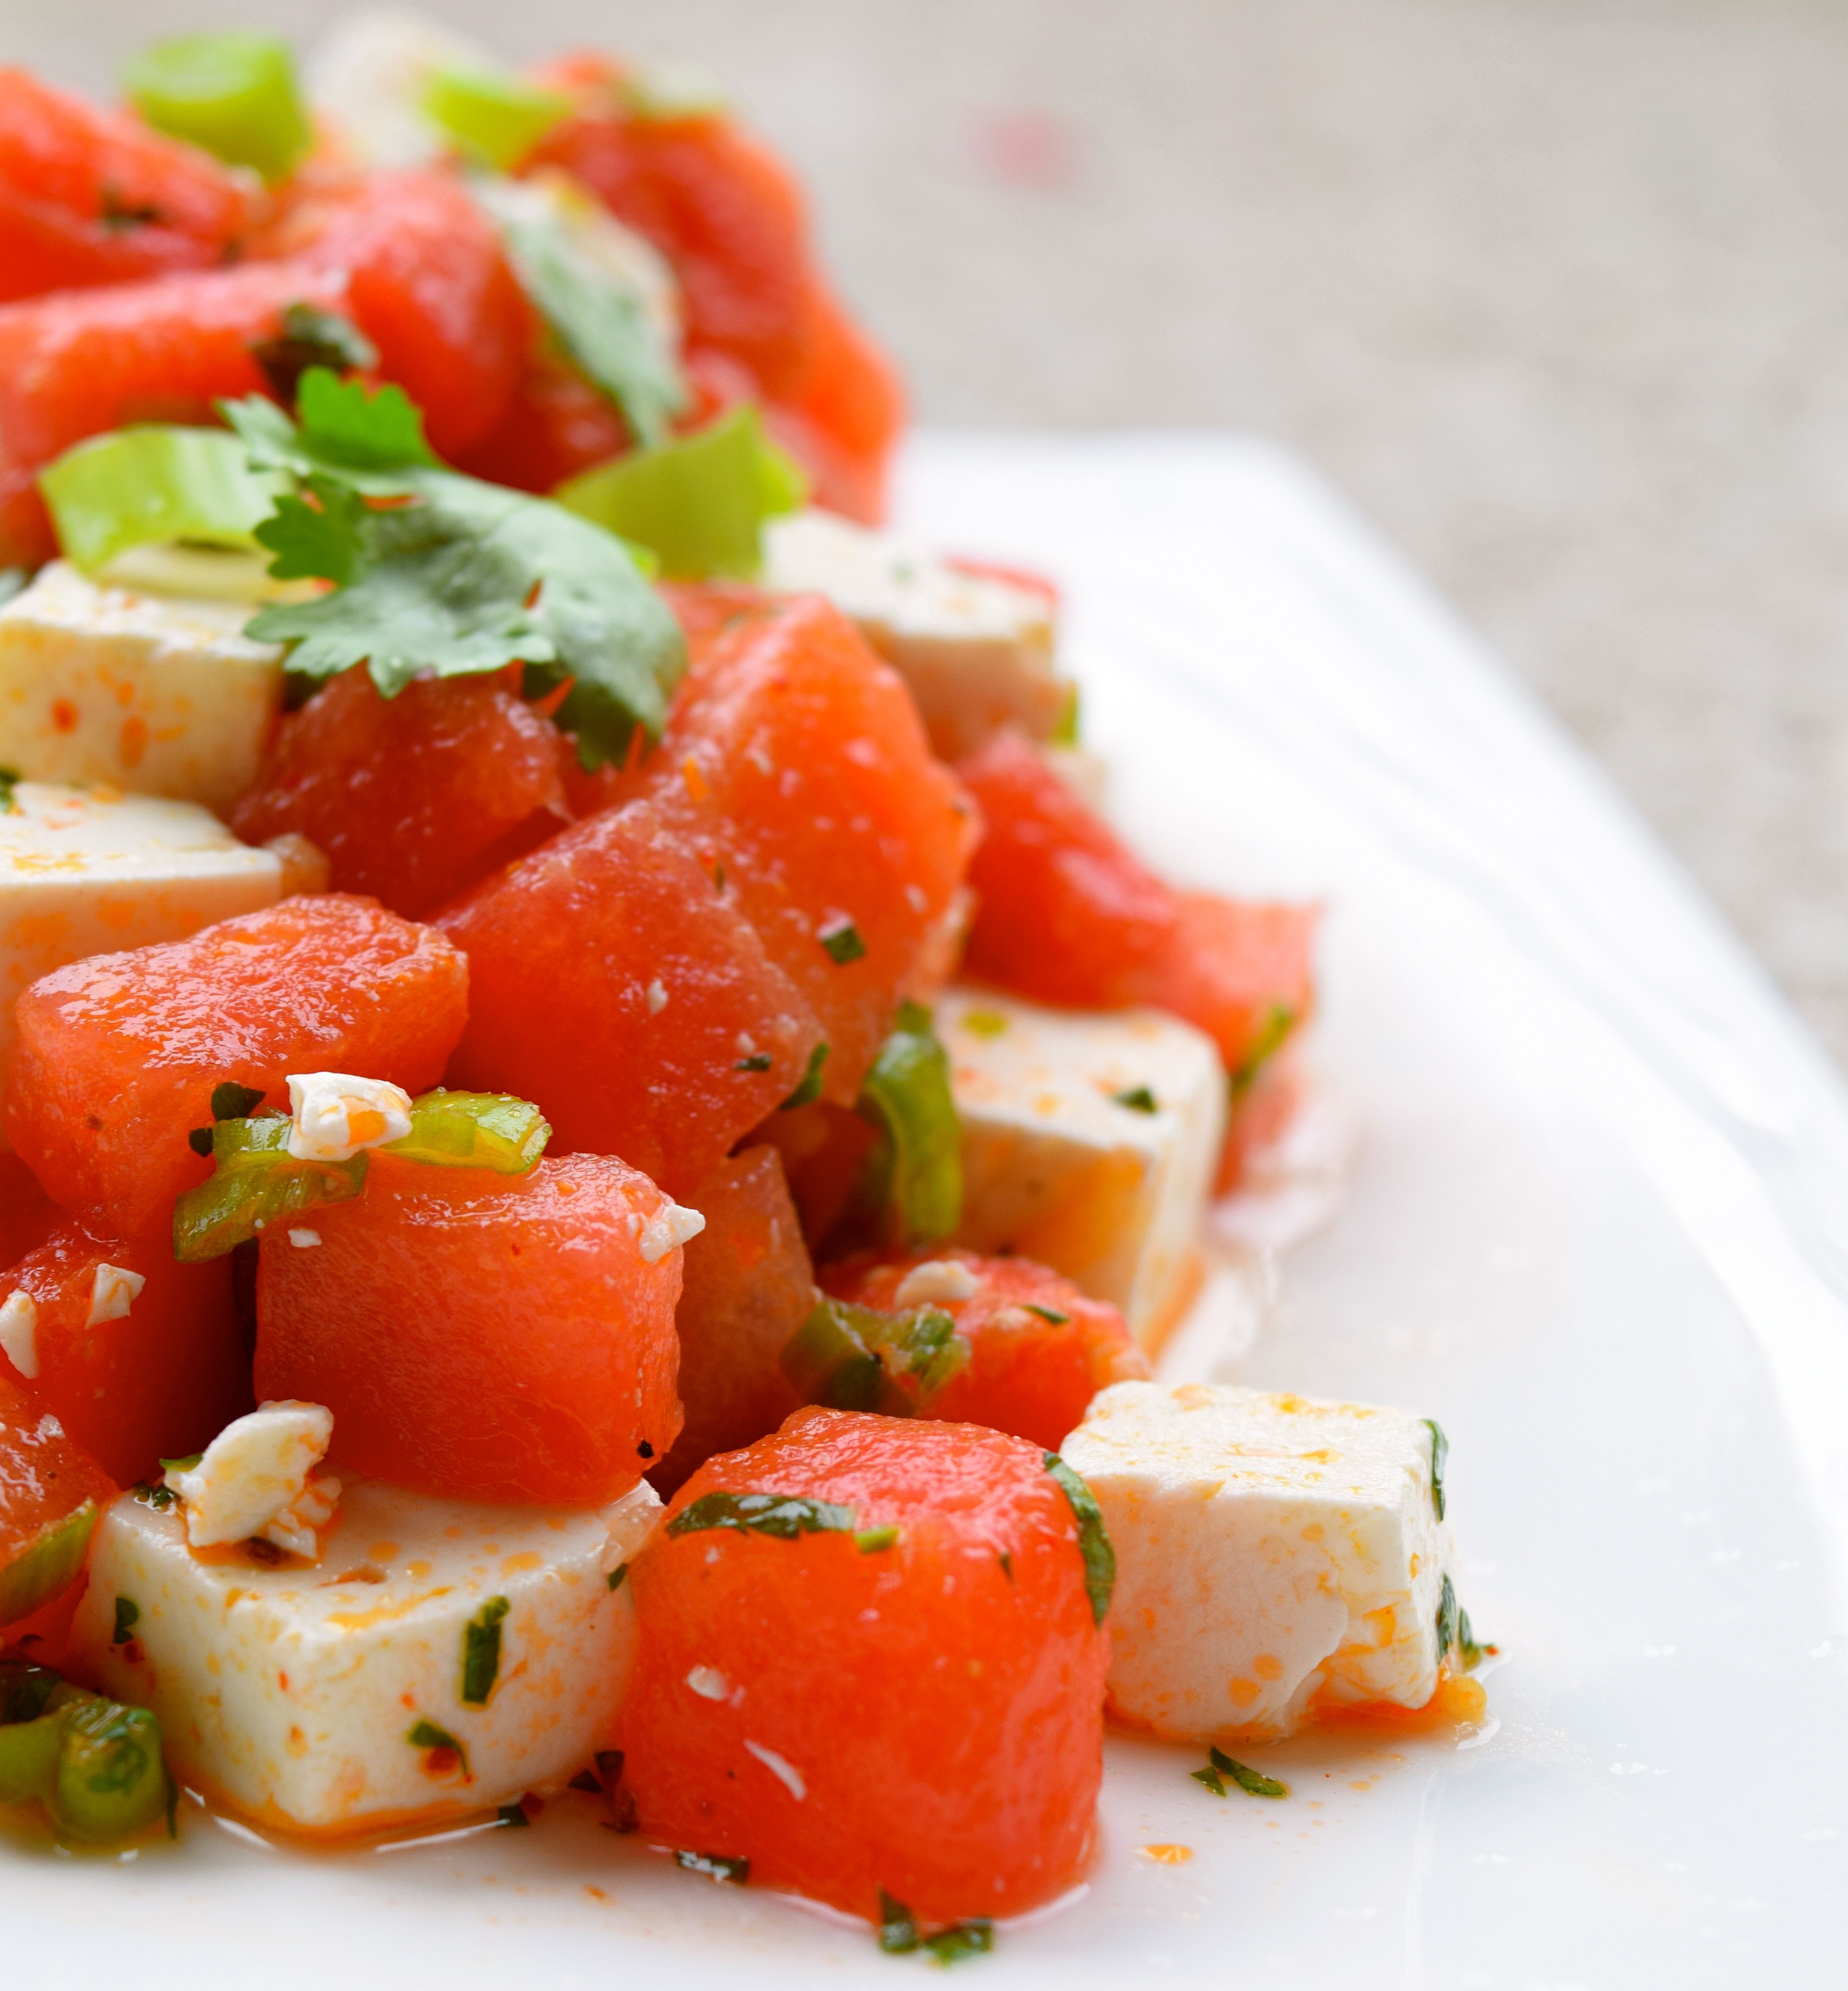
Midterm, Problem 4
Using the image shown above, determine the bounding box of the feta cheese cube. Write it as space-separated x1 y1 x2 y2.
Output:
71 1475 661 1837
762 511 1070 762
1 781 285 1145
1060 1381 1457 1742
0 561 284 811
286 1072 415 1162
165 1402 339 1558
937 988 1226 1345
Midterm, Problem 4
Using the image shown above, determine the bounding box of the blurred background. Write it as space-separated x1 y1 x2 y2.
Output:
18 0 1848 1056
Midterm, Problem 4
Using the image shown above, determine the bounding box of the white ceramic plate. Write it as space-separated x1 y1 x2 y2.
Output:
9 435 1847 1989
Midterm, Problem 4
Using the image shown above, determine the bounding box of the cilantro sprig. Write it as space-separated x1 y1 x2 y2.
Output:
220 368 686 770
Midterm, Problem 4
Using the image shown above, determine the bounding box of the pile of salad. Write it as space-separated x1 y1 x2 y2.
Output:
0 19 1490 1958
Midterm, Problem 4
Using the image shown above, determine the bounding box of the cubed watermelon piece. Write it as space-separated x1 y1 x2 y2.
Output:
0 1151 59 1271
437 799 821 1198
0 447 53 568
958 732 1318 1088
0 260 341 471
820 1249 1149 1450
0 68 256 306
0 1366 115 1628
281 169 532 460
452 344 629 494
253 1152 685 1505
231 668 568 920
624 1407 1109 1926
5 895 467 1240
1 1219 248 1485
634 596 978 1103
531 83 814 398
651 1145 809 1495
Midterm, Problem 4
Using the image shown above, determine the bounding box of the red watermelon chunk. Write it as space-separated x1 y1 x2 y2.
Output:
624 1407 1109 1926
436 799 823 1198
5 895 468 1240
634 596 978 1104
253 1151 684 1505
231 668 569 920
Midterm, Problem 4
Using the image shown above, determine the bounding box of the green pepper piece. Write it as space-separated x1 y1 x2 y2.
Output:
383 1091 551 1174
0 1500 98 1629
52 1696 167 1843
421 65 573 171
851 1002 962 1249
124 33 312 184
172 1114 368 1262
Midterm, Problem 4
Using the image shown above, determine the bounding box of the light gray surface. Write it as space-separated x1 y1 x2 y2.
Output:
14 0 1848 1055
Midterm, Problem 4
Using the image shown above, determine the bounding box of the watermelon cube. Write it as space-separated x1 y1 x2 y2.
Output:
437 799 822 1198
5 894 468 1240
253 1152 688 1506
231 668 569 920
0 1365 114 1630
623 1407 1110 1927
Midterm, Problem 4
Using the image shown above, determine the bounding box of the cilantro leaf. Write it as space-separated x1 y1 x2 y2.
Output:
227 370 686 769
473 175 688 449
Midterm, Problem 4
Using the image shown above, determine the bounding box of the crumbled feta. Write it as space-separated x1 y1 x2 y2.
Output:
0 783 285 1147
86 1263 145 1327
687 1664 731 1701
166 1401 341 1560
287 1228 322 1249
0 1290 38 1379
646 978 669 1015
638 1198 706 1264
72 1474 661 1834
893 1258 980 1307
763 511 1069 761
744 1738 806 1800
286 1072 415 1163
0 562 284 810
1061 1382 1458 1742
936 988 1226 1345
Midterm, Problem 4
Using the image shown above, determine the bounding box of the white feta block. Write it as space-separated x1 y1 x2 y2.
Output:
763 510 1070 762
937 988 1226 1345
1 781 285 1145
1061 1381 1457 1743
70 1475 660 1837
0 561 284 811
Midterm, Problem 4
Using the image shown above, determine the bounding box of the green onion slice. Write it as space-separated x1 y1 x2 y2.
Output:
382 1091 550 1173
39 426 286 577
423 66 573 170
851 1001 963 1249
556 404 806 580
172 1114 368 1264
124 32 312 184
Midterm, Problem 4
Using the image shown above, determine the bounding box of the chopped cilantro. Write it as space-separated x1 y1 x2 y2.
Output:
851 1002 962 1250
1042 1454 1115 1627
461 1595 510 1706
1424 1417 1448 1521
130 1481 176 1511
1111 1085 1158 1114
1209 1746 1288 1798
779 1041 829 1111
926 1922 994 1964
568 1768 601 1794
780 1295 971 1416
854 1526 900 1554
734 1052 773 1073
997 1552 1014 1583
1456 1605 1495 1671
496 1800 530 1828
187 1126 215 1158
210 1081 266 1122
1023 1304 1069 1325
606 1563 628 1591
250 303 379 405
472 174 688 450
1436 1572 1458 1665
0 1659 60 1726
0 766 20 813
406 1717 468 1776
675 1849 749 1884
1190 1763 1226 1796
1229 1002 1298 1106
110 1597 140 1646
666 1491 857 1541
878 1890 921 1953
223 368 685 772
819 917 867 964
